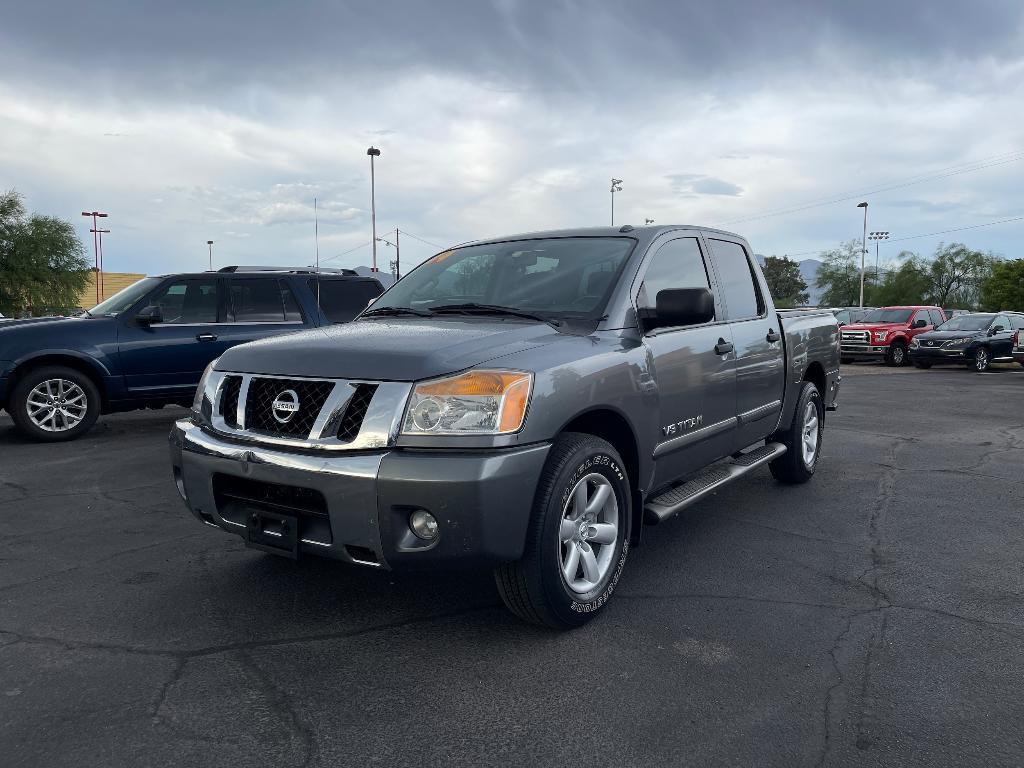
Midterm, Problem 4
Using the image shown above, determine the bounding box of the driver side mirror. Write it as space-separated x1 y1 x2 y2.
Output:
136 305 164 325
912 318 927 328
989 325 1005 335
646 288 715 331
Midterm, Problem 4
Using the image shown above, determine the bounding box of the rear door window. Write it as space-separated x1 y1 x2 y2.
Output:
228 278 303 323
312 279 383 323
709 239 764 320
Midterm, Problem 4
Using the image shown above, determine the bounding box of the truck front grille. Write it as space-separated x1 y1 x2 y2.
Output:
221 376 242 429
244 377 335 437
841 330 869 344
336 384 378 442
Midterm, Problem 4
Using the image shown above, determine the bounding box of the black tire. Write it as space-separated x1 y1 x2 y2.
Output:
885 341 908 367
495 432 631 629
840 357 854 365
912 360 933 369
769 381 823 485
969 347 990 372
8 365 101 442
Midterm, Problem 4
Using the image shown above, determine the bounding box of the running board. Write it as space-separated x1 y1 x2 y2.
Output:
643 442 787 524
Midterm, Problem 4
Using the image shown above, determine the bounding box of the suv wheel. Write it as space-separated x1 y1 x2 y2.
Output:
495 432 630 629
886 341 908 367
970 347 990 372
9 366 101 442
769 381 823 484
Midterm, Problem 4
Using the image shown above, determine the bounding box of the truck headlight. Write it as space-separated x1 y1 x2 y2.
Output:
192 359 219 417
910 338 920 348
402 370 533 435
873 331 888 342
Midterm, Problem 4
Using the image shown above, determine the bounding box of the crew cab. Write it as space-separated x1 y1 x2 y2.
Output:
839 305 946 366
0 267 383 441
910 312 1024 371
170 225 840 629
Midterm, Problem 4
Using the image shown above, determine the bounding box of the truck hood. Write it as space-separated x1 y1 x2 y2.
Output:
215 317 562 380
842 322 906 332
0 315 74 329
915 330 984 342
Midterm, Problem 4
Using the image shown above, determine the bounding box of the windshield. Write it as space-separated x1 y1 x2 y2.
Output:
367 237 634 319
936 314 994 332
88 277 161 316
859 308 914 324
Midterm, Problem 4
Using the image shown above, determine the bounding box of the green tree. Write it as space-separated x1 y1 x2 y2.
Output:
0 190 90 316
814 240 874 307
867 253 930 306
924 242 990 309
762 255 809 307
980 258 1024 311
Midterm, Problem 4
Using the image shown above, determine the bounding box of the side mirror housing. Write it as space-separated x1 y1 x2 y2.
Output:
989 325 1004 335
136 305 164 325
646 288 715 331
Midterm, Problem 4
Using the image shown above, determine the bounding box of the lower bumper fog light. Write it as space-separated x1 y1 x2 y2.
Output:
409 509 439 540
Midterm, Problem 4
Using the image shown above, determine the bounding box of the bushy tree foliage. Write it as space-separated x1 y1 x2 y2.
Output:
980 258 1024 311
0 190 91 316
814 240 874 307
762 256 808 307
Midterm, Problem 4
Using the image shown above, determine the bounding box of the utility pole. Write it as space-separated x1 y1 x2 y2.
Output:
81 211 109 304
610 178 623 226
91 228 110 300
367 147 381 272
856 202 869 308
377 228 401 280
207 240 214 271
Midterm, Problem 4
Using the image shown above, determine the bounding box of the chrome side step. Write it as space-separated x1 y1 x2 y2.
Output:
643 442 787 524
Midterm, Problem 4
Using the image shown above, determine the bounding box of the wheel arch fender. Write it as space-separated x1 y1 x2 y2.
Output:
8 352 111 407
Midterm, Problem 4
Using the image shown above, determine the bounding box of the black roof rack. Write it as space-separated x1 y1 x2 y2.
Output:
217 265 359 276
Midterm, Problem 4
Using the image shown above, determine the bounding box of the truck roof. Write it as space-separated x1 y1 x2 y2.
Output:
459 224 746 248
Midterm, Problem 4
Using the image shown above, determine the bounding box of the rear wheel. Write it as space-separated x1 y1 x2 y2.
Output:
970 347 991 372
9 366 101 442
886 342 908 367
769 381 823 485
495 432 630 629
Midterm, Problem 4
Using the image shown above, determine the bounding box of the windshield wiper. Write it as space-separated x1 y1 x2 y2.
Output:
361 306 436 318
430 303 564 328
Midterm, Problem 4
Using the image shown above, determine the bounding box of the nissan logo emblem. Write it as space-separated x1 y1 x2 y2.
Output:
271 389 300 423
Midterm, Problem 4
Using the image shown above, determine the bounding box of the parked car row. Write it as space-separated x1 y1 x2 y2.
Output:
838 305 1024 371
0 267 384 441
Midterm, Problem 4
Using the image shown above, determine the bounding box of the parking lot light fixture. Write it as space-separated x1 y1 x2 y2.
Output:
207 240 214 271
368 147 382 272
610 178 623 226
868 231 890 281
857 202 868 308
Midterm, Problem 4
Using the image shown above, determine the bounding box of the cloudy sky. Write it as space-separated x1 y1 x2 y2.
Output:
1 0 1022 276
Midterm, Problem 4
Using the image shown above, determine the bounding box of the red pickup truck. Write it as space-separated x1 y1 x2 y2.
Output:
839 305 947 366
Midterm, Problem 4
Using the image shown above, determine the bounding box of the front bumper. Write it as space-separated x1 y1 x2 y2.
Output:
840 344 888 359
909 346 968 362
169 418 550 570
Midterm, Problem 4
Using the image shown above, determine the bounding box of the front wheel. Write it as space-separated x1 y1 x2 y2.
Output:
769 381 823 484
886 342 908 367
495 433 631 629
970 347 991 372
8 365 101 442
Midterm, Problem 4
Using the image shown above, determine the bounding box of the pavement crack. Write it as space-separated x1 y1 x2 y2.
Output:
238 649 317 766
816 612 857 768
150 656 188 721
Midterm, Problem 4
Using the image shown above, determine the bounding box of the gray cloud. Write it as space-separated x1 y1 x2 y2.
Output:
667 174 743 197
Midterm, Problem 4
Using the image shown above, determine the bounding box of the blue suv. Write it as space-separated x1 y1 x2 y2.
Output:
0 266 383 441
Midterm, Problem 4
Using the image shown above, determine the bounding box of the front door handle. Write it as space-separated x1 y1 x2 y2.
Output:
766 329 781 343
715 338 734 355
196 333 218 342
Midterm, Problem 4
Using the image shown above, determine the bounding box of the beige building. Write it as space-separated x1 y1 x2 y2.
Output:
79 271 147 309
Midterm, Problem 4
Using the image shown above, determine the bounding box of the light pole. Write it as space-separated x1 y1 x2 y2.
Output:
610 178 622 226
91 228 110 301
868 231 890 282
367 147 381 272
377 229 401 280
81 211 109 304
207 240 214 271
856 202 869 308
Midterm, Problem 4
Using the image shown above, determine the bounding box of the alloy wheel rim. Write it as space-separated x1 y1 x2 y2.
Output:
893 346 904 364
26 379 88 432
558 472 619 595
975 350 987 370
801 399 820 467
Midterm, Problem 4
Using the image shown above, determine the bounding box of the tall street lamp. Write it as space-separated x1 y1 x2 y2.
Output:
868 231 890 282
856 202 869 308
81 211 109 304
207 240 214 270
367 147 381 272
610 179 623 226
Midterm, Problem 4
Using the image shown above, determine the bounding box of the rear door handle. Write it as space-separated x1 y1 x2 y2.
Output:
715 338 734 355
766 329 781 343
196 333 218 342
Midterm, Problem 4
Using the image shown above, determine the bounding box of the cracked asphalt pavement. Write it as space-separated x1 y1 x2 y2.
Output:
1 365 1023 767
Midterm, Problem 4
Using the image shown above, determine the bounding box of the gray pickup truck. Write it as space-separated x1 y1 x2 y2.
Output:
170 225 840 628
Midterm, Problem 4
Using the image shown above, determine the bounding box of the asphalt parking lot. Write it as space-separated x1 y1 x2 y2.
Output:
1 364 1022 767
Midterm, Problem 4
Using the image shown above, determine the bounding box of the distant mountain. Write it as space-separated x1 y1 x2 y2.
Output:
755 255 823 306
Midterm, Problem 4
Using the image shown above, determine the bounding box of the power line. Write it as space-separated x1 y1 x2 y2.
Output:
784 215 1024 258
718 150 1024 227
398 230 445 250
320 241 371 264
